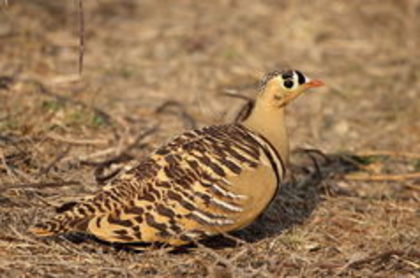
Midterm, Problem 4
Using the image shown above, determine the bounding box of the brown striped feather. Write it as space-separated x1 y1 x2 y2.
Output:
29 124 284 246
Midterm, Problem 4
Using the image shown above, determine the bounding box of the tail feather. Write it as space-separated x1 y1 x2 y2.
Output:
29 219 69 237
30 203 94 237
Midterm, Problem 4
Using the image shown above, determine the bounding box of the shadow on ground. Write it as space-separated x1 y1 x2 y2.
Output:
199 150 361 248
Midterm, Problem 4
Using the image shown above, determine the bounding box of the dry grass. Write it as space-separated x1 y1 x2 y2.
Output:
1 0 420 277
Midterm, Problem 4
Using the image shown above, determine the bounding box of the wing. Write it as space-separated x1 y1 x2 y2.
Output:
31 124 285 246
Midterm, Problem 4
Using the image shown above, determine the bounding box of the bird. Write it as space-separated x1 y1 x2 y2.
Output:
29 70 324 248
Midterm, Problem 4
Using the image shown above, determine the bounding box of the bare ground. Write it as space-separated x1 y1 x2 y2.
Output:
0 1 419 277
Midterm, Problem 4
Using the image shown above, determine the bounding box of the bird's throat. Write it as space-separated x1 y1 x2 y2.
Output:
242 103 290 165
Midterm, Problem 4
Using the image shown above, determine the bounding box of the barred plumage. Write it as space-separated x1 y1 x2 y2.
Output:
30 70 324 248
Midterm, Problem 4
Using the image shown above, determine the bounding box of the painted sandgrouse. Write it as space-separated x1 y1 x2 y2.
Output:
30 70 324 247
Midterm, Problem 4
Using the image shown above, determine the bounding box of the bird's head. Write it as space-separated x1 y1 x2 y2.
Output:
257 70 324 108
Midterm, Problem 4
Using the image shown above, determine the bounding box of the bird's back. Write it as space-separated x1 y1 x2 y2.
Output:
30 123 285 246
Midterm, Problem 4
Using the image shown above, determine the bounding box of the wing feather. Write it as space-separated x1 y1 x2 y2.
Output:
31 124 283 246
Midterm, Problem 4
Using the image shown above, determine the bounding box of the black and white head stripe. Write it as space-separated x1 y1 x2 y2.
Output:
294 70 306 85
282 70 306 85
258 70 308 91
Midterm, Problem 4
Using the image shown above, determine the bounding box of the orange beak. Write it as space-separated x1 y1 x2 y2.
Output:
306 79 325 88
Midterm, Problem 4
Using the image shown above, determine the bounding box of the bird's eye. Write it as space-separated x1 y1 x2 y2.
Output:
284 80 294 89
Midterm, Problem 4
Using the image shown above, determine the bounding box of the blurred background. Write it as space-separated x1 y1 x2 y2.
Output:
1 0 419 152
0 1 419 277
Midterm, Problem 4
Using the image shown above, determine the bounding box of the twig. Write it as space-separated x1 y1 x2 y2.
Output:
92 125 158 182
81 124 157 164
122 124 159 153
305 152 322 180
88 153 134 184
46 133 109 146
402 183 420 192
314 262 343 269
0 134 33 144
75 125 158 184
344 172 420 182
36 146 71 177
293 148 331 164
194 240 251 278
344 249 420 270
219 232 250 247
81 153 133 168
292 148 329 180
0 149 36 183
220 89 253 102
221 89 255 122
0 151 16 182
63 147 117 163
8 167 37 183
7 225 50 247
77 0 85 75
1 180 81 189
155 100 197 129
355 150 420 159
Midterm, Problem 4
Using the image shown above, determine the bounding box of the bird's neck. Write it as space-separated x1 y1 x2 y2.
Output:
242 101 289 164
